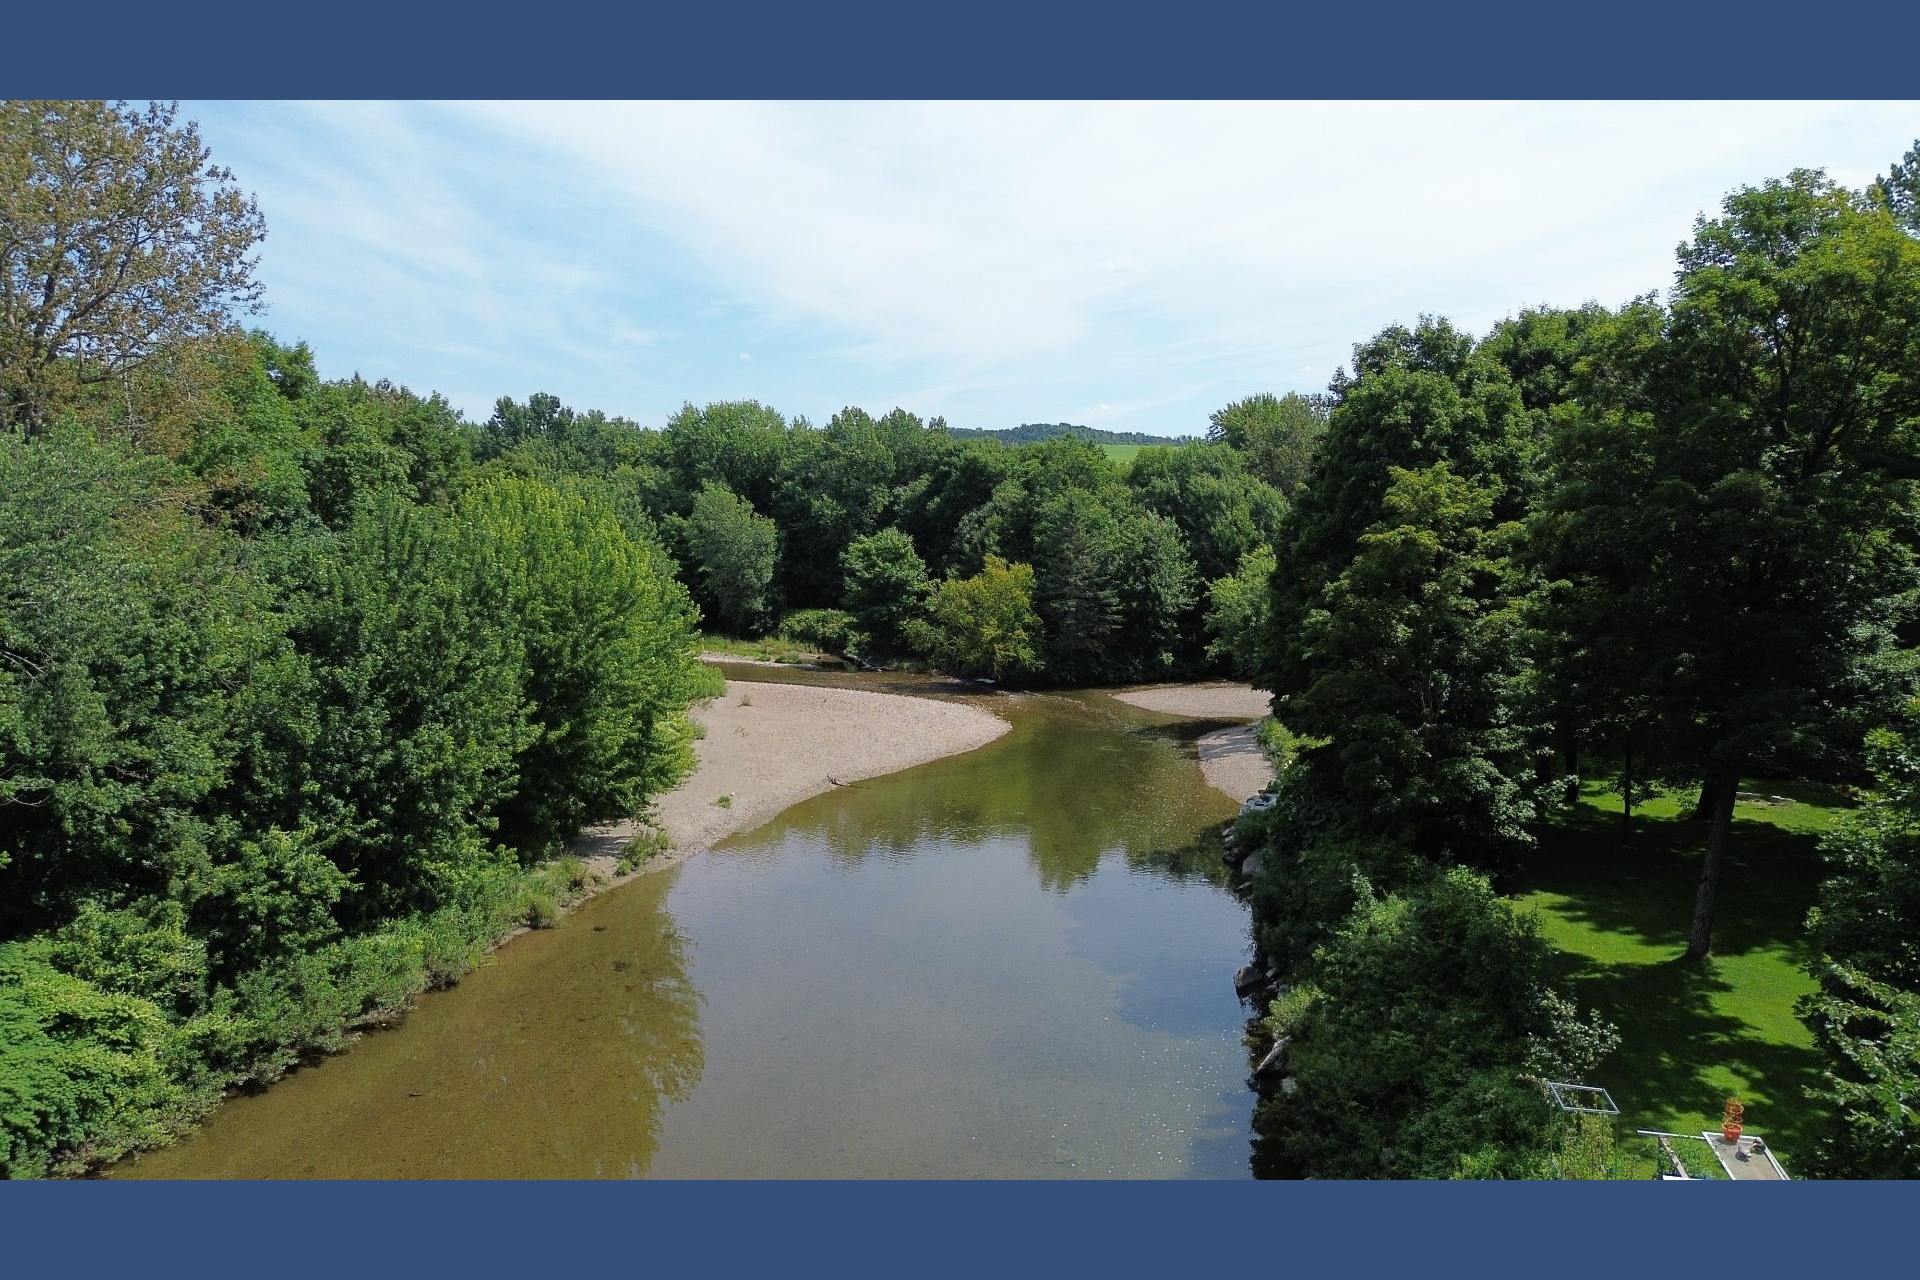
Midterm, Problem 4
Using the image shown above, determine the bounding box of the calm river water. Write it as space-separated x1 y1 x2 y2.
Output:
117 669 1261 1179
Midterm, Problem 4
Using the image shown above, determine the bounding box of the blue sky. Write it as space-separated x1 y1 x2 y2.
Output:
184 102 1919 438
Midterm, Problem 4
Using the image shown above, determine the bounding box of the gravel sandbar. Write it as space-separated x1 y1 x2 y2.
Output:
575 679 1009 874
1110 682 1271 720
1195 725 1274 803
1109 682 1275 802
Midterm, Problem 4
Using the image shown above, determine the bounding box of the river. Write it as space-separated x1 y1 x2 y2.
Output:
116 669 1262 1179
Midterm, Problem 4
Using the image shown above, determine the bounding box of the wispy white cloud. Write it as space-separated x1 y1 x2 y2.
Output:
187 100 1920 433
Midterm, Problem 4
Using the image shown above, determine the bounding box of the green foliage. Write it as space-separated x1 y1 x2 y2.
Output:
660 399 790 515
1264 982 1319 1039
944 421 1189 448
1252 716 1304 772
1030 489 1195 683
908 556 1042 682
510 857 600 930
46 901 208 1017
1451 1112 1629 1180
1870 137 1919 235
1539 171 1920 957
269 494 533 929
1479 304 1612 414
1808 713 1920 989
191 828 349 983
0 115 722 1179
0 424 710 1175
479 392 649 477
1205 545 1276 681
1289 464 1545 863
840 527 930 654
1031 490 1125 681
0 425 283 939
619 824 673 874
1265 316 1537 719
459 476 706 859
171 332 312 532
773 407 903 605
0 940 187 1178
1249 824 1414 976
1270 868 1617 1178
1803 706 1920 1175
682 482 778 635
1206 392 1327 497
0 846 630 1177
1540 1113 1629 1180
1125 443 1285 586
298 377 472 525
1126 444 1282 673
892 436 1016 581
1800 962 1920 1178
779 608 859 656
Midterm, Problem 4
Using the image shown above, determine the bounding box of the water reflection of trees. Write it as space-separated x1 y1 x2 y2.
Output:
128 878 708 1180
790 695 1238 894
503 899 707 1180
389 893 709 1179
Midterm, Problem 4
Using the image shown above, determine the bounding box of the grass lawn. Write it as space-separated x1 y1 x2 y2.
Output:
696 632 832 665
1512 777 1851 1177
1099 442 1190 463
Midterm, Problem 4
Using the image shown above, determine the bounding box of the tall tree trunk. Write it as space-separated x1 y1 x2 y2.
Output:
1558 719 1580 802
1685 771 1739 960
1620 737 1635 845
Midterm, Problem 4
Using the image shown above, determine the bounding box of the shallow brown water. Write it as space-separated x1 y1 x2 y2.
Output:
117 676 1259 1179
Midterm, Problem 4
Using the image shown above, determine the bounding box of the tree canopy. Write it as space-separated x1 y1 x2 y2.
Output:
1 101 265 432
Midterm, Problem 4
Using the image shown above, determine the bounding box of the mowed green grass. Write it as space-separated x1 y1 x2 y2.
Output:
1511 778 1849 1176
1099 442 1191 463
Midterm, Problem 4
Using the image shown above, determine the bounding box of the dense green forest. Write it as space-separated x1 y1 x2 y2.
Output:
3 101 1918 1177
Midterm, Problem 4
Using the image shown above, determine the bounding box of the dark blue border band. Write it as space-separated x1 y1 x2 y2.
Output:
11 2 1920 99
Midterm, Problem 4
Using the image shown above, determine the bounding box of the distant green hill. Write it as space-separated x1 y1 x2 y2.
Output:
944 422 1197 447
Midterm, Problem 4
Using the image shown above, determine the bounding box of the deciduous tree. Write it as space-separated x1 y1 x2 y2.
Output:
840 527 930 654
1207 391 1327 497
1 101 265 432
1554 173 1920 958
907 556 1041 682
682 482 778 634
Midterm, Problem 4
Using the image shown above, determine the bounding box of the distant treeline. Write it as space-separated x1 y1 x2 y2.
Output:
943 422 1200 447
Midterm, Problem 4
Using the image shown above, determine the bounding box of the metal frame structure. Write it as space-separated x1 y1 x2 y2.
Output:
1547 1081 1621 1115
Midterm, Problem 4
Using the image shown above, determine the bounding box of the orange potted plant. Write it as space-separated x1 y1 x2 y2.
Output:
1722 1097 1744 1146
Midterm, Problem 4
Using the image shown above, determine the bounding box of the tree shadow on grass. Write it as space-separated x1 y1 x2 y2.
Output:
1550 951 1825 1162
1518 798 1831 1162
1516 802 1825 961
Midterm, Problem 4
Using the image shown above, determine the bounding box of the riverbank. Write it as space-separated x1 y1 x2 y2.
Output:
114 675 1256 1180
1108 683 1275 802
567 677 1010 891
99 676 1007 1176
